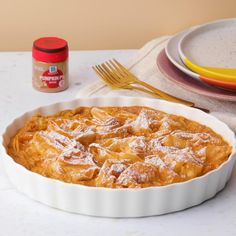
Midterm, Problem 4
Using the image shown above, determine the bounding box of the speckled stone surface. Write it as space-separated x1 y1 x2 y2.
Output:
0 50 236 236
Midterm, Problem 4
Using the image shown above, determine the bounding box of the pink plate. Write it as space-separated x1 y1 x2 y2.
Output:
156 49 236 102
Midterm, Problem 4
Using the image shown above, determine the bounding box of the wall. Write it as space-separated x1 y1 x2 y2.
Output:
0 0 235 51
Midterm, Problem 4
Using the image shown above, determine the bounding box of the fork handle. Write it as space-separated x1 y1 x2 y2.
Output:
135 80 194 106
128 85 209 113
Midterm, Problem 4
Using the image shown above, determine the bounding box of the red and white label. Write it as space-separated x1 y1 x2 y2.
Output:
40 66 65 88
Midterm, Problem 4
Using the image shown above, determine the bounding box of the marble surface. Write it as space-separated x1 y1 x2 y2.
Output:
0 50 235 236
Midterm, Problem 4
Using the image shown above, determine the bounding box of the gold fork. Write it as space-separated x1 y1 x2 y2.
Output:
92 59 209 112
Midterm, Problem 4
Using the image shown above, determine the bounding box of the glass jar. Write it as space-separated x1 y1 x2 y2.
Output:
32 37 69 93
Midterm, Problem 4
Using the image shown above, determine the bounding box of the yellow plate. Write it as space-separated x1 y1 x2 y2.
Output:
184 58 236 82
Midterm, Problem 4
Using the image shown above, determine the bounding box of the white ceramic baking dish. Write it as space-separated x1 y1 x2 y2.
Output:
1 96 235 217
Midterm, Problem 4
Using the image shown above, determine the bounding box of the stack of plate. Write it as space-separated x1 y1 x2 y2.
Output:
157 18 236 102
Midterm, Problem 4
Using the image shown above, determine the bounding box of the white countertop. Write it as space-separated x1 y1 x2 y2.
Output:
0 50 235 236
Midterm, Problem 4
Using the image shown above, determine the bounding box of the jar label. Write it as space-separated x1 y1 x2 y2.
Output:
33 59 68 92
39 66 65 89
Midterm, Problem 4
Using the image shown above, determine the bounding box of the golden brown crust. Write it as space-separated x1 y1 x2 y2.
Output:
7 106 232 188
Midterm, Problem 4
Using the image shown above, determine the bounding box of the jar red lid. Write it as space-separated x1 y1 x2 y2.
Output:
32 37 68 63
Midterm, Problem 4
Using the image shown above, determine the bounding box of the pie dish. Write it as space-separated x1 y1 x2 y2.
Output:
1 97 236 217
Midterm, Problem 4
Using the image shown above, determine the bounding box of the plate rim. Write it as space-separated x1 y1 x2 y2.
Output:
178 18 236 81
165 25 236 90
157 49 236 101
165 28 199 79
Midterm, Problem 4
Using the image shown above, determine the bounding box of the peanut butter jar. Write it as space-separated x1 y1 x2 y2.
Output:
32 37 69 93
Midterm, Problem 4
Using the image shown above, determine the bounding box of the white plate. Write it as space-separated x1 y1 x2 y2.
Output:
1 96 236 217
178 18 236 69
165 24 236 91
165 29 199 79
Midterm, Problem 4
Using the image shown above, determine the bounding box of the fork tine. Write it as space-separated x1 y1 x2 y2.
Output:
93 65 112 83
92 66 102 75
97 65 116 83
92 66 109 85
109 60 128 77
107 60 134 85
100 63 116 81
112 59 130 75
105 61 116 72
94 64 122 87
92 66 104 79
101 63 114 76
105 61 125 80
105 61 119 75
101 63 126 85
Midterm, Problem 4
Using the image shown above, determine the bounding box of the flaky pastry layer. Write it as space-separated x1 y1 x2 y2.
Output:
7 106 232 188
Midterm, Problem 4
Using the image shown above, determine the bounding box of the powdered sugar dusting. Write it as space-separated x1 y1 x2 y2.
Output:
8 106 231 188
